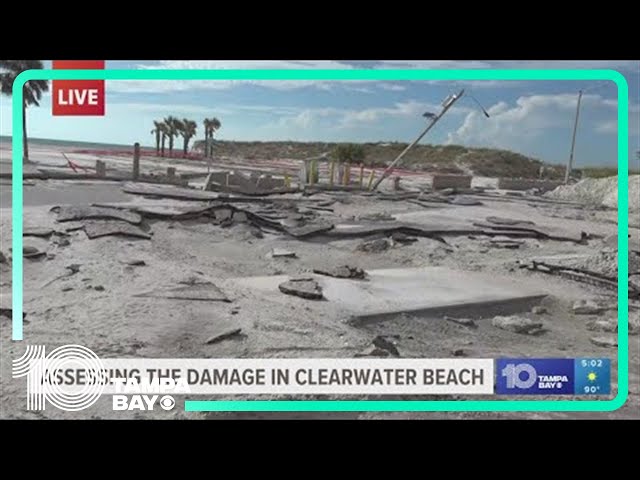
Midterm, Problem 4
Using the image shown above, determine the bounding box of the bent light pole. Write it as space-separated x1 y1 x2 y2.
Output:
564 89 583 184
371 89 465 191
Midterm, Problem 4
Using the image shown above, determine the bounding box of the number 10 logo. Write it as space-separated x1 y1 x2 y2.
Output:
501 363 537 389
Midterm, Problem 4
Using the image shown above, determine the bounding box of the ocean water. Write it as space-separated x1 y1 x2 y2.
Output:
0 135 143 150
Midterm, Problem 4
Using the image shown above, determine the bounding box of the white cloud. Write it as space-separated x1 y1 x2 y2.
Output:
446 93 624 149
377 83 407 91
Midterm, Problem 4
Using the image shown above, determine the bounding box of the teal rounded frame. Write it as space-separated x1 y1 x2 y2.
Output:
10 68 629 412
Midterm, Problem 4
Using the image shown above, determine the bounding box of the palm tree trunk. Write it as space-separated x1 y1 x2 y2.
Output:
22 98 29 163
169 136 173 157
155 132 160 156
183 137 189 156
161 134 166 156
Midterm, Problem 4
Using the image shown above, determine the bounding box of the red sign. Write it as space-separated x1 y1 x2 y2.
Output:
52 60 105 116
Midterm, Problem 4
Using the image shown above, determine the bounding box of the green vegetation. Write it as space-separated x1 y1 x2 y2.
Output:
331 143 366 164
0 60 48 163
578 167 640 179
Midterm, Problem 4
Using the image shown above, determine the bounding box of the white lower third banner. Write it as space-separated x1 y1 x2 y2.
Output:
96 359 495 395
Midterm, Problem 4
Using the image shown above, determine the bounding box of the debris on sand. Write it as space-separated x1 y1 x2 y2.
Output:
270 248 297 258
134 279 230 302
492 315 543 335
445 316 477 328
0 251 7 264
586 319 617 333
354 345 391 357
451 348 466 357
359 212 396 222
313 265 366 279
357 238 391 253
449 196 482 206
488 237 524 249
372 335 400 356
486 216 536 226
23 227 55 238
589 336 618 348
83 220 152 240
55 205 142 225
0 294 26 320
205 328 243 345
587 318 639 336
390 232 418 245
41 263 81 288
23 246 46 259
124 259 146 266
545 175 640 211
93 285 105 291
572 299 609 315
532 306 548 315
278 278 324 300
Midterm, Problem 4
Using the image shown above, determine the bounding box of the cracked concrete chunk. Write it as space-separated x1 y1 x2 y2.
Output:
586 319 617 333
278 278 324 300
589 336 618 348
56 205 142 224
573 299 608 315
492 315 543 334
83 220 152 240
445 316 477 328
313 265 366 279
271 248 297 258
357 238 390 253
205 328 243 345
372 335 400 356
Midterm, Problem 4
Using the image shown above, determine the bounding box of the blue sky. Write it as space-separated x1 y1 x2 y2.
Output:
1 60 638 168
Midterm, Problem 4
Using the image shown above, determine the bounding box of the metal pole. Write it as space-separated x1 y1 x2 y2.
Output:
371 89 465 191
565 89 583 184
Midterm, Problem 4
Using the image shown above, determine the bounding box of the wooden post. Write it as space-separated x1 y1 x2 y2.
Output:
329 160 336 186
367 170 376 190
343 163 351 186
393 176 401 191
359 164 365 188
133 142 140 180
95 160 106 177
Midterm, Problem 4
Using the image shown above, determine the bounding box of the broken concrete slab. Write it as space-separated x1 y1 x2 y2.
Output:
532 306 548 315
23 227 55 237
0 293 26 320
487 216 536 226
586 319 617 333
83 221 152 240
449 196 483 206
445 316 477 328
205 328 243 345
55 205 142 225
23 246 46 259
285 222 334 238
357 238 391 253
372 335 400 356
390 232 418 244
589 336 618 348
573 299 609 315
492 315 543 334
133 280 230 302
270 248 297 258
354 346 390 357
313 265 366 279
232 267 548 325
278 278 324 300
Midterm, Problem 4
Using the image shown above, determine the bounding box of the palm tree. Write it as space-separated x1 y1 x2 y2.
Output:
209 117 221 158
151 120 163 156
202 118 212 157
180 119 197 156
158 122 168 157
0 60 49 163
164 116 181 157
